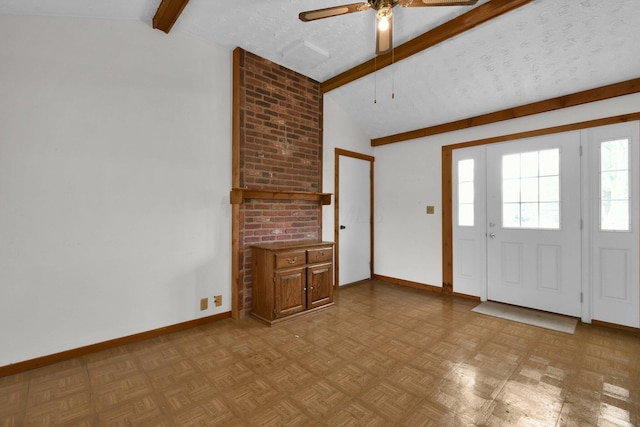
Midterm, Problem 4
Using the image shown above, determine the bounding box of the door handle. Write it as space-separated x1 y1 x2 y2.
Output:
340 225 346 230
488 233 496 239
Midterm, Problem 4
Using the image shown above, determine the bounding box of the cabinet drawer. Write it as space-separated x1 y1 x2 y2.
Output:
307 247 333 264
274 250 306 269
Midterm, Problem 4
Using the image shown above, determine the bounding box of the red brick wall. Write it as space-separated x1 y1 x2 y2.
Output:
237 49 323 316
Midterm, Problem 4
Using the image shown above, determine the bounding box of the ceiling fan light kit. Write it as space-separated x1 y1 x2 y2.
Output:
299 0 478 55
377 7 392 31
376 7 393 54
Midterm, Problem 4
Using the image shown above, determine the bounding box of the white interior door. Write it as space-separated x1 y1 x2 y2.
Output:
338 155 371 286
486 133 582 317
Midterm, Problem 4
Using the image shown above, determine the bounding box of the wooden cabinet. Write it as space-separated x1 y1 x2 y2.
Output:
251 241 334 325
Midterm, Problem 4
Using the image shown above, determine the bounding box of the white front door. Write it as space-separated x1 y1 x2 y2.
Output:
338 155 371 286
486 132 582 317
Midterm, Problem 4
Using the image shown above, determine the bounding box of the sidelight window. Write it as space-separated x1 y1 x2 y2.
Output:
600 138 630 231
457 159 475 226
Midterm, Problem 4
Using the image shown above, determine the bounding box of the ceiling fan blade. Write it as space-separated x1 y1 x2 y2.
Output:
376 12 393 55
299 2 371 22
399 0 478 7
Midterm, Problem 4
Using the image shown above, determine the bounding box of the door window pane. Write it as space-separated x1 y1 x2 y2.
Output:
503 203 520 228
520 152 539 177
539 176 560 202
458 159 474 227
521 178 539 203
503 179 520 203
539 149 560 176
539 202 560 228
501 148 560 229
521 202 539 228
601 139 630 231
502 154 520 179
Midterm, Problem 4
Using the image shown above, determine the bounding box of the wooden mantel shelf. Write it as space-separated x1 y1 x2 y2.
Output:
230 188 332 205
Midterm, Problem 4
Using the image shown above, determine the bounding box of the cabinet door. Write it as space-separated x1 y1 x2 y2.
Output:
307 263 333 309
274 267 306 318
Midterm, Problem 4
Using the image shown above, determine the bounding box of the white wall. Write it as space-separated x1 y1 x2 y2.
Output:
373 92 640 287
322 94 373 241
0 14 232 366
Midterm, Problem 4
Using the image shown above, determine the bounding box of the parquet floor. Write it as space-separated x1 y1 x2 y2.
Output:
1 279 639 426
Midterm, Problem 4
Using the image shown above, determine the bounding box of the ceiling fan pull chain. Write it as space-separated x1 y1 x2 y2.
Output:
374 55 378 104
391 38 395 100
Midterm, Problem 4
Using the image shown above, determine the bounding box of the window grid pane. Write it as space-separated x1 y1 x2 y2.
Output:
539 149 560 176
501 148 560 230
459 204 474 227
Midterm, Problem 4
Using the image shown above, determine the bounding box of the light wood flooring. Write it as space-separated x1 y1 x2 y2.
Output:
1 279 639 426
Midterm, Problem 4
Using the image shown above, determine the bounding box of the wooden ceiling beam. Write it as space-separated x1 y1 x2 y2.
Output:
371 77 640 146
321 0 534 93
153 0 191 33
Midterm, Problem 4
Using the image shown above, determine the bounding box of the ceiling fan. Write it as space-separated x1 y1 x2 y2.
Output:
299 0 478 55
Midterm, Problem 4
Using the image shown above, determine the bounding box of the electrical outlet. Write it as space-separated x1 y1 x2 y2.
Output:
214 295 222 307
200 298 208 311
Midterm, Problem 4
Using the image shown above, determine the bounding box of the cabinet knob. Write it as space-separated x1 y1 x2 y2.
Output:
287 257 297 264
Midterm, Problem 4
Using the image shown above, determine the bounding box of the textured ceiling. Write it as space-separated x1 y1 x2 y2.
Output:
175 0 488 82
1 0 638 140
0 0 159 21
329 0 640 138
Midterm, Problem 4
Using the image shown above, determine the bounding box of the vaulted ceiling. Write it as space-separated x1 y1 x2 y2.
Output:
1 0 639 141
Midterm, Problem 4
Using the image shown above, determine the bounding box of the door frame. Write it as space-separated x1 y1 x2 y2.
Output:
334 148 375 288
442 113 640 299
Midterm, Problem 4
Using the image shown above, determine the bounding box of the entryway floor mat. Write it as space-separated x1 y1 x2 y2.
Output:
472 301 578 334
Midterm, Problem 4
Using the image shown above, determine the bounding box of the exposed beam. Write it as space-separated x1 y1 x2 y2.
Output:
153 0 191 33
372 77 640 146
445 112 640 151
321 0 534 93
